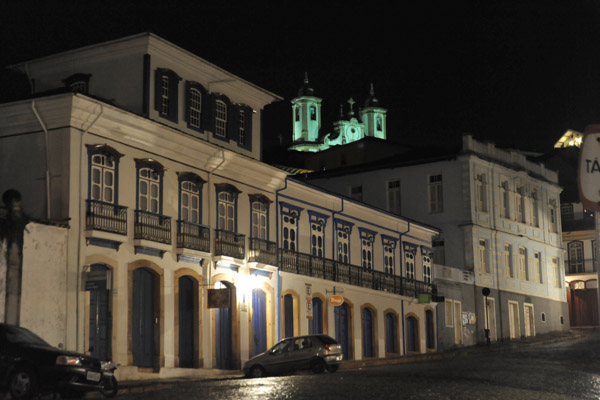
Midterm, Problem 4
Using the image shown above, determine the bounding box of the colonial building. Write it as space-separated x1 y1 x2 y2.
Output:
0 33 439 379
304 135 569 347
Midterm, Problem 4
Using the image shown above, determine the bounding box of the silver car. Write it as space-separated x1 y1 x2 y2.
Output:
243 334 343 378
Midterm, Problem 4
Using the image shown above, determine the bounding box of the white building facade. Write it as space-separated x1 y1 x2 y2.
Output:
0 33 439 379
306 135 569 346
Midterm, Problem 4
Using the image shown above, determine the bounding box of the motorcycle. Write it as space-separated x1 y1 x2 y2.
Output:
99 359 118 398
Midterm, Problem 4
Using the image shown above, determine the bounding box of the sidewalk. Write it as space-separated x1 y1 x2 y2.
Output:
90 328 590 398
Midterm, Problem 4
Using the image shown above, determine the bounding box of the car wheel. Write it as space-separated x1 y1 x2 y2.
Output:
101 376 119 398
326 365 339 373
310 358 326 374
250 365 266 378
9 367 37 399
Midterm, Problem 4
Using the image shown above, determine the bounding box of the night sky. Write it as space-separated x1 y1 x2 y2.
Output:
3 1 600 153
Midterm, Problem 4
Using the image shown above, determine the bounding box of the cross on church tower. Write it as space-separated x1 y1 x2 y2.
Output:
347 97 355 117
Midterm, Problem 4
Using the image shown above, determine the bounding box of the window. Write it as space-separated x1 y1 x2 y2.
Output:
179 174 203 224
428 174 443 213
215 100 227 137
138 166 161 214
516 187 525 222
310 105 316 120
281 204 302 252
295 107 300 121
531 190 539 227
568 241 584 273
376 116 382 131
561 204 574 221
549 200 557 233
444 299 453 327
90 153 116 203
387 180 401 214
350 185 363 202
309 212 327 258
360 228 376 271
239 110 246 145
216 184 240 232
422 248 433 283
476 174 487 212
504 244 514 278
518 247 528 280
404 244 417 279
500 181 510 218
188 88 202 128
154 68 180 123
335 220 353 264
385 313 397 353
479 239 489 274
534 252 543 283
433 240 445 265
63 73 91 94
251 197 269 240
553 257 561 288
382 236 397 275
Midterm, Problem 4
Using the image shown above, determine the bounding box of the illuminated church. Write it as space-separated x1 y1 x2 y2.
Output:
288 74 388 153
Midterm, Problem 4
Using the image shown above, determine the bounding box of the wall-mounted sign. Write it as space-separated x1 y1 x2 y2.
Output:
207 288 231 308
578 125 600 211
306 297 313 320
85 270 111 291
329 295 344 306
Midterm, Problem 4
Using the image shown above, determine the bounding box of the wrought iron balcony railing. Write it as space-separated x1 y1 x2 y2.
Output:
134 210 171 244
86 199 127 235
215 229 245 259
278 249 434 299
248 237 277 265
177 220 210 252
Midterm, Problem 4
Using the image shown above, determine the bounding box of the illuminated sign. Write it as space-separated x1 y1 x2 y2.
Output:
578 125 600 211
329 295 344 306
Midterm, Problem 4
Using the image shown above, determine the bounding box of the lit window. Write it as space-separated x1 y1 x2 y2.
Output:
251 199 268 239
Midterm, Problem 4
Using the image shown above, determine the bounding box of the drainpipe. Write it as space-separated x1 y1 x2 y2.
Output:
275 176 290 341
31 101 51 220
76 101 103 351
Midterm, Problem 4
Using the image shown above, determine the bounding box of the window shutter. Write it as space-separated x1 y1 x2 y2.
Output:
203 93 215 132
227 101 238 141
154 68 164 112
168 72 179 122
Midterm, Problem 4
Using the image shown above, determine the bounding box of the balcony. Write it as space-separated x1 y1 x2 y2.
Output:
177 220 210 252
279 249 434 299
248 238 277 265
86 200 127 235
134 210 171 244
215 229 245 259
567 258 597 275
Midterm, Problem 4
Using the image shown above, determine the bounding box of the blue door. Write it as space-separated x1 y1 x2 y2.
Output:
406 316 418 352
309 297 323 334
385 313 396 353
179 276 194 368
251 288 266 356
132 268 155 368
334 303 350 360
89 264 111 361
362 308 374 357
215 282 232 369
284 294 294 338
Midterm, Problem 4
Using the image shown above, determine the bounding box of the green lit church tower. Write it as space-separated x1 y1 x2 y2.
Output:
288 76 387 153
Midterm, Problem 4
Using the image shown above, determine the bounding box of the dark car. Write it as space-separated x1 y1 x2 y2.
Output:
0 323 104 399
243 334 343 378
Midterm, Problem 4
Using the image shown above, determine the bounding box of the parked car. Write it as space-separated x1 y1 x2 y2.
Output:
0 323 105 399
243 334 343 378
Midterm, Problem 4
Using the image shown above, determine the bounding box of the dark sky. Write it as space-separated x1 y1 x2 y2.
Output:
2 1 600 153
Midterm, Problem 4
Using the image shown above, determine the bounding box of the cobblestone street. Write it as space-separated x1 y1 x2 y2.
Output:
102 330 600 399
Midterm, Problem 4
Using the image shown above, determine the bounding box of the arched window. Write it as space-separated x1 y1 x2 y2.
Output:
309 297 323 334
385 313 397 353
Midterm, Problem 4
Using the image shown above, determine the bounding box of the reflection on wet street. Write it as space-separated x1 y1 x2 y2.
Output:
113 331 600 399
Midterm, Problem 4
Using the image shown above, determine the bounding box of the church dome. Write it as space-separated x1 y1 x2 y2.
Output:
297 73 315 97
363 83 380 108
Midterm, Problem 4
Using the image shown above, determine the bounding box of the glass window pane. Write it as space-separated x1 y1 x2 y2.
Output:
104 171 113 186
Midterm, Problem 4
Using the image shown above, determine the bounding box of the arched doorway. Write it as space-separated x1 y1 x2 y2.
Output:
251 288 267 356
89 264 112 361
284 294 294 338
406 316 418 353
309 297 323 334
425 309 435 350
335 303 351 360
132 268 156 367
215 281 234 369
178 276 195 368
385 313 397 354
362 308 374 358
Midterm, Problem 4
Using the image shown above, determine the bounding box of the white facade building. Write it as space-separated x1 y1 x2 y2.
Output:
306 135 569 346
0 33 439 379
